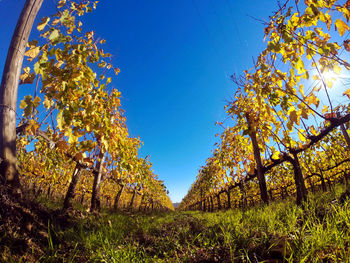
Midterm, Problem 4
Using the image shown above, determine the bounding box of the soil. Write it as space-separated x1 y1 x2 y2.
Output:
0 185 78 262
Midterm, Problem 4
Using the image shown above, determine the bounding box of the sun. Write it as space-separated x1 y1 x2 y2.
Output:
321 68 350 91
323 70 339 81
322 68 350 83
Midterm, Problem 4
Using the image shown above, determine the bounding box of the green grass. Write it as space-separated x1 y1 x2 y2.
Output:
3 185 350 262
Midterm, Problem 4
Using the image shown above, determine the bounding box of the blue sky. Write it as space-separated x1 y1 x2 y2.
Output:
0 0 280 203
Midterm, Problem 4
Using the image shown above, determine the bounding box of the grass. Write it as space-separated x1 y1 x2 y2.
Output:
1 185 350 262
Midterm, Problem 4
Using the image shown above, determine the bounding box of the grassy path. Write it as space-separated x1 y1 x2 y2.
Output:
1 186 350 262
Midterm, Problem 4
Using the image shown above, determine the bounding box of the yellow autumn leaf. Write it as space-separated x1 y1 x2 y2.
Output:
68 134 79 144
19 70 35 85
54 60 64 68
333 64 342 74
325 13 332 31
310 125 318 136
52 19 60 26
43 97 53 109
322 105 329 114
57 0 66 8
301 108 308 119
308 93 320 107
24 47 40 62
37 17 50 31
23 67 30 74
326 78 334 88
298 130 306 142
83 157 94 166
19 100 27 109
49 29 59 41
312 85 321 92
27 40 38 49
57 112 64 130
271 151 281 160
296 58 305 74
74 152 84 161
33 96 41 107
344 39 350 52
114 68 120 75
289 110 299 125
335 19 349 37
248 163 255 174
57 141 69 152
343 89 350 99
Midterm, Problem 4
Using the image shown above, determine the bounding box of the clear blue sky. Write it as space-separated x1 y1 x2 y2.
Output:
0 0 279 203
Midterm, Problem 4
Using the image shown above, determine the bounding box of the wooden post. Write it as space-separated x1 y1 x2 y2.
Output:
0 0 44 194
